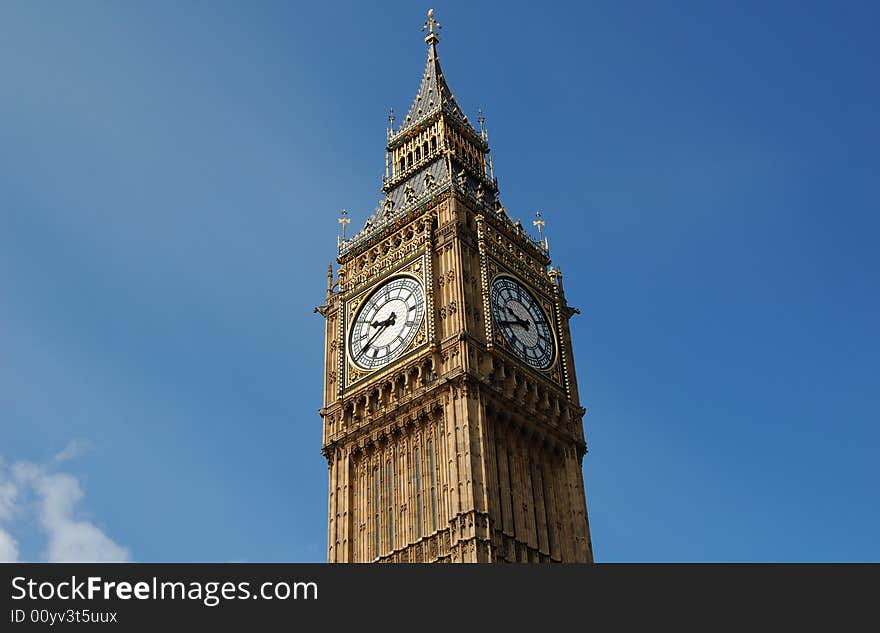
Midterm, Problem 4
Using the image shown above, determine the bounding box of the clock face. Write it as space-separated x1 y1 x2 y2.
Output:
349 276 426 370
490 276 555 370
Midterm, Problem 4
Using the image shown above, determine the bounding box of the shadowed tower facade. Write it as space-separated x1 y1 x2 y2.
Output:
317 10 594 563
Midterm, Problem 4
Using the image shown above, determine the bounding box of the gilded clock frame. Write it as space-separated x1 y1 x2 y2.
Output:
484 259 563 385
341 250 432 391
489 272 558 371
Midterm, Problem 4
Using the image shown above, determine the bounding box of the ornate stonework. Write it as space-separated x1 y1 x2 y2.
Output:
317 11 593 563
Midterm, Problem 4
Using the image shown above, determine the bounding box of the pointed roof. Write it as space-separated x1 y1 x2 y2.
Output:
393 9 471 140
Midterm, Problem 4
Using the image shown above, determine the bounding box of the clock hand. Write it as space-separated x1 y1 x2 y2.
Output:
371 311 397 329
506 305 527 321
496 319 530 330
361 312 397 356
503 306 531 329
360 325 388 356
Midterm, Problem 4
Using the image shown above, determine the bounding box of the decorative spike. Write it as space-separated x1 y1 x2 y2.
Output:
337 208 350 246
533 210 545 239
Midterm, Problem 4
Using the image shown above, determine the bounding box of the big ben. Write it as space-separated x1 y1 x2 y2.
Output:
317 10 593 563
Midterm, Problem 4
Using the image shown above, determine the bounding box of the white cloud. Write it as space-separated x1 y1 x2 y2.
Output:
0 446 129 562
0 529 18 562
35 472 129 562
0 476 18 522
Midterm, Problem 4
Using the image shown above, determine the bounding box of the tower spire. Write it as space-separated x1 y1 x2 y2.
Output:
347 10 494 256
397 8 469 136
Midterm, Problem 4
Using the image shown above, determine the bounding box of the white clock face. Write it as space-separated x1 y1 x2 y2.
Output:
491 276 555 370
349 276 426 370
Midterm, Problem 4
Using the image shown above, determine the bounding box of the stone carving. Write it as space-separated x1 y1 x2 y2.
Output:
424 171 436 190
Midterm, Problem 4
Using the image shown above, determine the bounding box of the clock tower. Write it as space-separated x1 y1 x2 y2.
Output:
317 10 594 563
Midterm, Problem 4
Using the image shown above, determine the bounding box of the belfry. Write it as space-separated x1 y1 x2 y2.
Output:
317 10 594 563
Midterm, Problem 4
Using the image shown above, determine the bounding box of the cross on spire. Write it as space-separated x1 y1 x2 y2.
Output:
422 8 441 44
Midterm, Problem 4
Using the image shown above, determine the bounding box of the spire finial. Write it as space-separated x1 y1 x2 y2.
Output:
422 8 441 45
388 107 395 135
533 210 549 252
477 107 490 143
533 210 545 238
337 208 350 246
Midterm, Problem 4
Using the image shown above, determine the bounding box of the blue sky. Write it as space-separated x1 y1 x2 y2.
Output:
1 1 878 562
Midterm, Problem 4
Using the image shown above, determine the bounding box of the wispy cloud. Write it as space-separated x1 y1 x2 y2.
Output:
0 529 18 562
0 442 129 562
50 440 93 466
0 470 18 522
0 467 20 562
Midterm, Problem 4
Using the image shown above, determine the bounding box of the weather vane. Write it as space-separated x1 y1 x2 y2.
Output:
337 208 350 246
